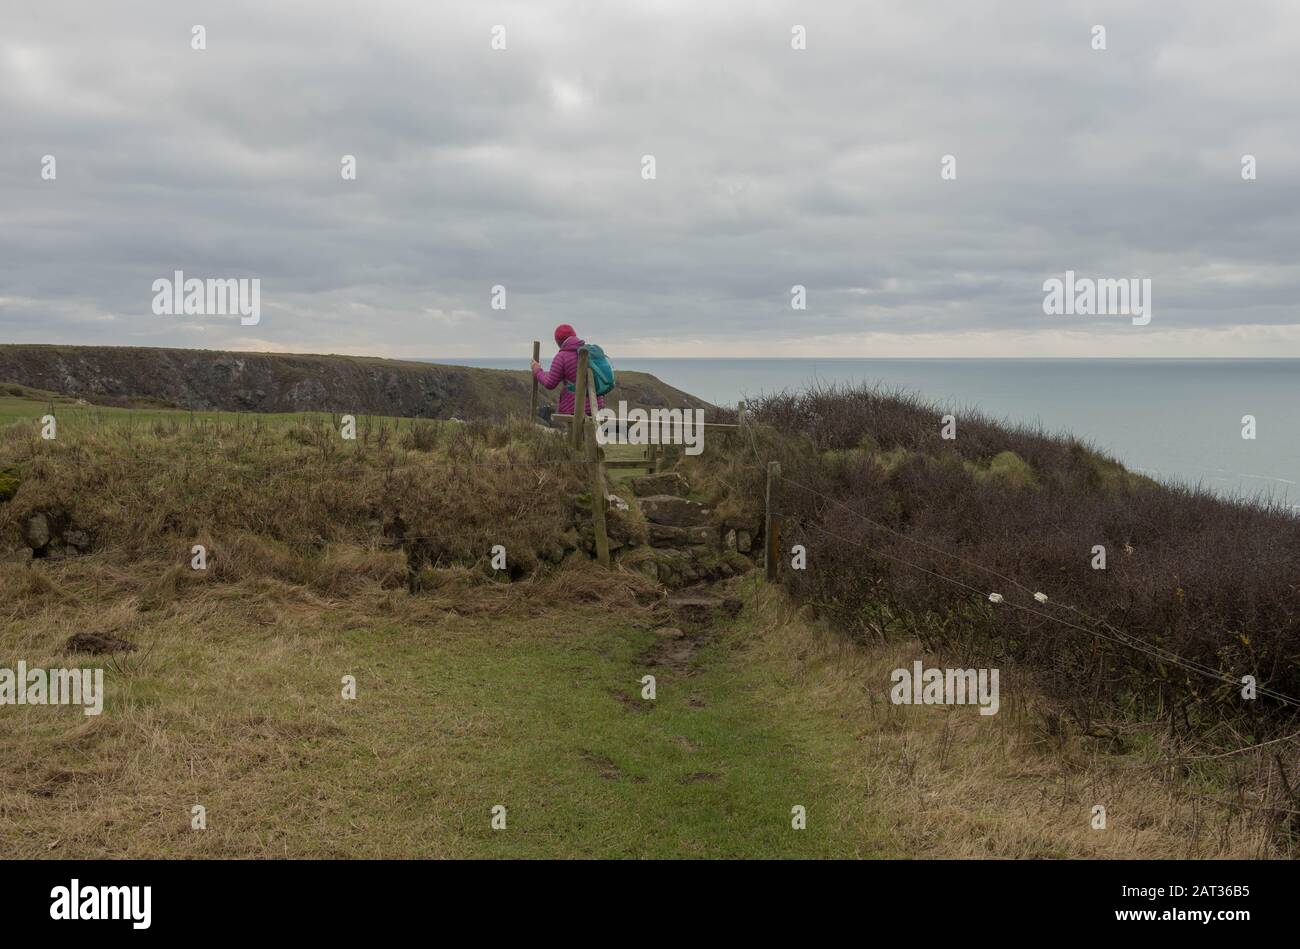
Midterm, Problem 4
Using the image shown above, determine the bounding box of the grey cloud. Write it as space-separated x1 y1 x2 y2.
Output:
1 0 1298 357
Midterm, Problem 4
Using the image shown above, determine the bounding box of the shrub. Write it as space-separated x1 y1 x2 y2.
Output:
969 450 1036 488
751 383 1300 738
399 420 440 452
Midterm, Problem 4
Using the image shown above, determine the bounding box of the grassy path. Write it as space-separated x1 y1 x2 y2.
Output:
3 569 891 858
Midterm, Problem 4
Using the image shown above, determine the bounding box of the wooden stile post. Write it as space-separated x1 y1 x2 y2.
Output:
571 347 590 452
529 340 540 421
737 400 746 437
585 416 611 568
764 461 781 582
654 442 675 472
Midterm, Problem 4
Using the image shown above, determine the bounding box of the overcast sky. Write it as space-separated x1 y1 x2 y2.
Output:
2 0 1298 359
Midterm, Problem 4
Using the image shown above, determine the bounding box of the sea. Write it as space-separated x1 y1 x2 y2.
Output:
429 358 1300 508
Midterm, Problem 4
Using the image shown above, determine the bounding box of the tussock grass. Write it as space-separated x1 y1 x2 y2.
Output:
2 391 1294 857
0 407 585 578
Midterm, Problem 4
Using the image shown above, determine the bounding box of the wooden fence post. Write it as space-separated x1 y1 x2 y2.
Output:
571 347 590 452
764 461 781 582
656 443 681 472
529 340 540 421
737 400 746 437
585 416 611 568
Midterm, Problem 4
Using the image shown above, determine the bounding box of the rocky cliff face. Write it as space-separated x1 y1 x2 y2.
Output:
0 345 711 419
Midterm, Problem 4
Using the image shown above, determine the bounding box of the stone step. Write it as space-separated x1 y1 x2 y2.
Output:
648 523 716 548
630 471 690 498
638 494 711 527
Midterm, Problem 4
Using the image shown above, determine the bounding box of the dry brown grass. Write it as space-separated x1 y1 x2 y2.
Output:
0 412 588 577
0 552 664 859
739 583 1289 858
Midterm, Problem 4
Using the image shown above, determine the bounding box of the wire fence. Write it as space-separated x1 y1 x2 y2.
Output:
774 473 1300 713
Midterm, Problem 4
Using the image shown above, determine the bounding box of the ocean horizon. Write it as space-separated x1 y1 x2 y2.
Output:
427 357 1300 507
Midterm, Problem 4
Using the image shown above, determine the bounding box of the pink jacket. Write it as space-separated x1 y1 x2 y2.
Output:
534 335 606 416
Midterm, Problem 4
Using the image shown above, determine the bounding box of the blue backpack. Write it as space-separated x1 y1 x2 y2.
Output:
586 344 616 396
568 344 616 397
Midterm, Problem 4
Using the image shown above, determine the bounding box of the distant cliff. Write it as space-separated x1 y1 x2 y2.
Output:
0 345 712 418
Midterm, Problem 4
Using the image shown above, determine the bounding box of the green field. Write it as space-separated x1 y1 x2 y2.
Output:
0 389 394 430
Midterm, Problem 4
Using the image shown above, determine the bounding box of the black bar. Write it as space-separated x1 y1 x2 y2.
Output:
2 859 1289 935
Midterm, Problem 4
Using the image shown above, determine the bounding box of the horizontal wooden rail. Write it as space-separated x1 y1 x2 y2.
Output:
604 460 656 469
550 413 739 432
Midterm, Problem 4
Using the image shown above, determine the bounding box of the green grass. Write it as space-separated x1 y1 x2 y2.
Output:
2 569 886 858
0 393 407 431
345 606 870 858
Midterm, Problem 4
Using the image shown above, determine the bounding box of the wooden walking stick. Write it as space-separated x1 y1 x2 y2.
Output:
529 340 540 421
